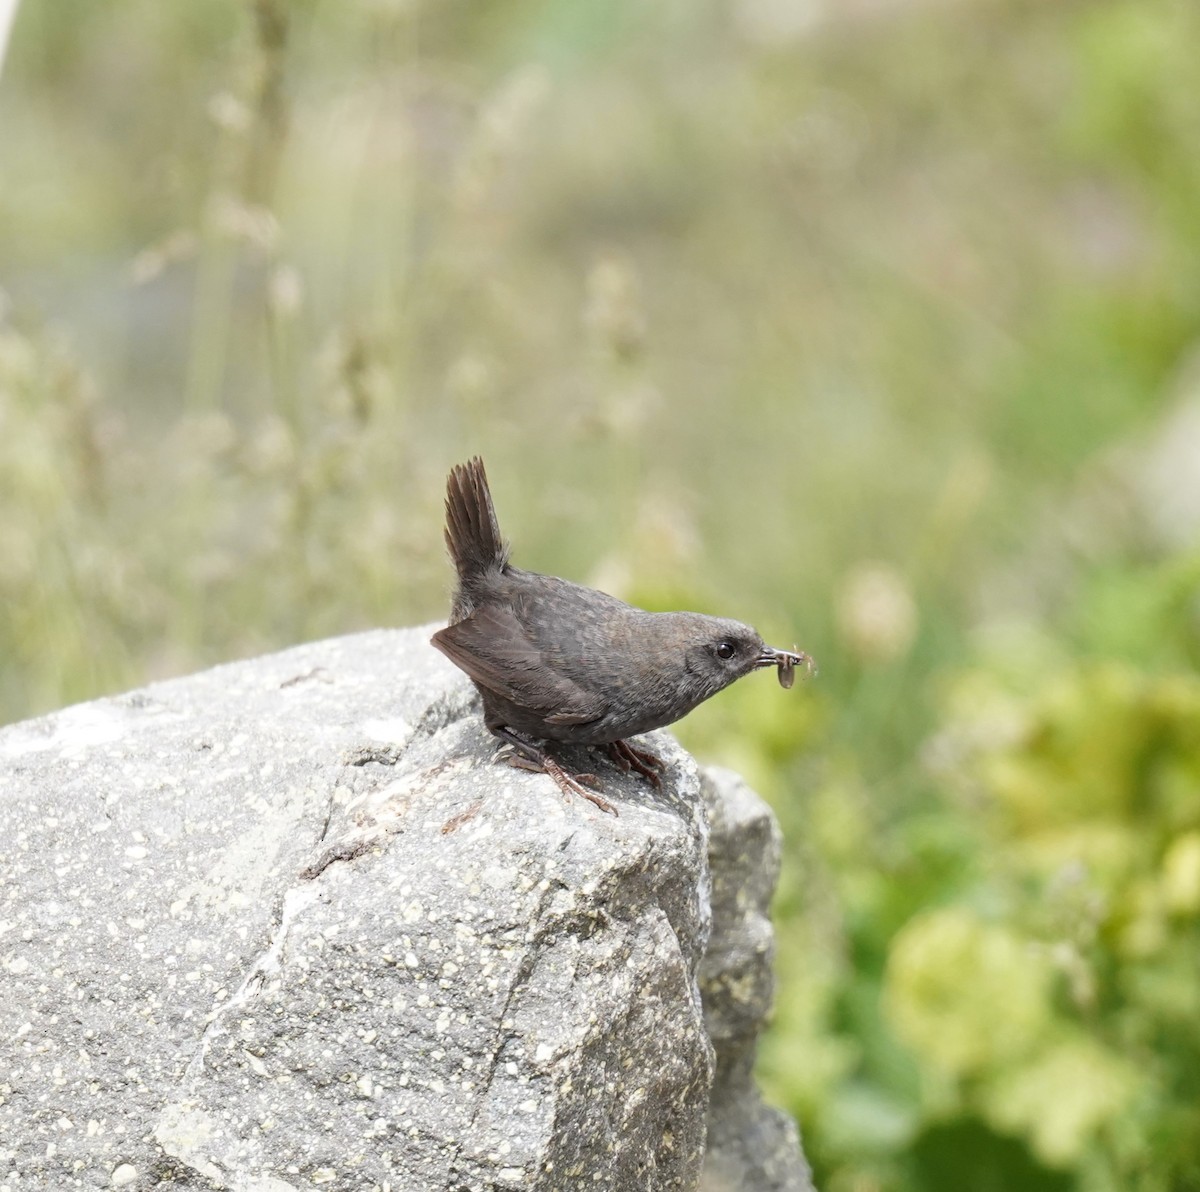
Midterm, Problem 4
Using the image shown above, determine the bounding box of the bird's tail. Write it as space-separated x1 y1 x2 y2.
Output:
444 456 509 581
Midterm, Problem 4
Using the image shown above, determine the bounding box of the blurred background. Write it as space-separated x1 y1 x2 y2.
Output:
3 1 1200 1188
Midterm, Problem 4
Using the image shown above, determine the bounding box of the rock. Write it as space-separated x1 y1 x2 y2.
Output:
698 768 815 1192
0 627 811 1191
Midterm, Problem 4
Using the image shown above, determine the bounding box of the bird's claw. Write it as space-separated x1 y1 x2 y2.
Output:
494 732 619 816
605 739 665 789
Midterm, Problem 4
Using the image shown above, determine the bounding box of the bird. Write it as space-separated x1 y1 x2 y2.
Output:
430 457 812 814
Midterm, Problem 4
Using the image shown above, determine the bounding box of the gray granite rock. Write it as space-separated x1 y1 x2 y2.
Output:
698 768 814 1192
0 627 810 1191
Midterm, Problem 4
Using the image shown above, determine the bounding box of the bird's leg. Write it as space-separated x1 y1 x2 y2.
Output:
492 727 618 816
604 739 665 789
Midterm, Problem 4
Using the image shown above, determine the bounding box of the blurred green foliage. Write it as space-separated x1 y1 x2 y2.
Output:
3 1 1200 1189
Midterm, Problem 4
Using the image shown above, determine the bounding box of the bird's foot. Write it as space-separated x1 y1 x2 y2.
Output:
604 739 665 790
500 749 603 790
494 728 618 816
540 753 618 816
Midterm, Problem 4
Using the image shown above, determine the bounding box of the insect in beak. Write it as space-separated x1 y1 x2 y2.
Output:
756 645 817 689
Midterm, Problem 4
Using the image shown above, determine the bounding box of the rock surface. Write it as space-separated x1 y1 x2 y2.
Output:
0 627 812 1191
698 769 814 1192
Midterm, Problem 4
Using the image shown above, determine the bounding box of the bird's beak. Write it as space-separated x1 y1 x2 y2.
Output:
756 645 816 689
756 645 798 668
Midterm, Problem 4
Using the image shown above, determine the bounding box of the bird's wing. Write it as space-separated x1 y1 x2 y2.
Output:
431 605 607 726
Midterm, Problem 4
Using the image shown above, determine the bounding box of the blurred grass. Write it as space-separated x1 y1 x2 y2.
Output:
3 1 1200 1189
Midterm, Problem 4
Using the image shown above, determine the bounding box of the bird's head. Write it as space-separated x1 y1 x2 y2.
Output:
671 614 806 706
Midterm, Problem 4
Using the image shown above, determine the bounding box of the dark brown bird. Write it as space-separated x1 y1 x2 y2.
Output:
431 457 813 814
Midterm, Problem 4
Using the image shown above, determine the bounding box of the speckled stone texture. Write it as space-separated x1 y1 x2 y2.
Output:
0 627 811 1192
698 769 815 1192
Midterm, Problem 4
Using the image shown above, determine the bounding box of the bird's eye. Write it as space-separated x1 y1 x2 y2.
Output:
716 640 736 660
